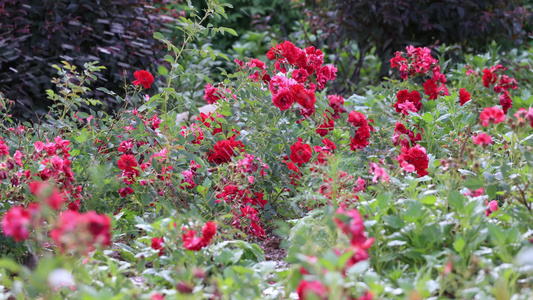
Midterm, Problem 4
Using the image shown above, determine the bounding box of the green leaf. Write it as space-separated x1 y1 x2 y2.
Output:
377 192 392 210
220 27 238 36
454 237 465 252
448 190 464 210
76 112 90 119
486 184 497 200
214 248 242 265
421 195 437 205
464 178 483 190
96 87 116 95
422 112 434 123
158 65 168 76
383 215 405 229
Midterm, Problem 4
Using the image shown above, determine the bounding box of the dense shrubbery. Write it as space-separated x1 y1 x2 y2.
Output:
295 0 532 94
1 1 533 299
0 0 168 120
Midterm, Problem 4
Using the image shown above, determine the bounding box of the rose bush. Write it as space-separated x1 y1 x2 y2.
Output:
1 1 533 299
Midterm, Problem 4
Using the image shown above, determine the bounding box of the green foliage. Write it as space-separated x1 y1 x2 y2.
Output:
2 1 533 299
293 0 532 94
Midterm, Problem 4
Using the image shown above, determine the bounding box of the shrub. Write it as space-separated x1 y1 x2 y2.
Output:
0 0 167 120
295 0 532 94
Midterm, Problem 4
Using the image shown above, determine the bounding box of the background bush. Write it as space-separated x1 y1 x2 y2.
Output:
295 0 533 94
0 0 168 120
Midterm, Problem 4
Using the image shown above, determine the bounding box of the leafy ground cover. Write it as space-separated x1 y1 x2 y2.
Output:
1 1 533 299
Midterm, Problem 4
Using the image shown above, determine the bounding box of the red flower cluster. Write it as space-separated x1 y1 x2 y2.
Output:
296 206 374 300
482 64 517 114
392 122 422 148
328 94 346 119
473 132 492 147
181 160 201 189
394 89 422 115
182 221 217 251
390 46 438 79
216 185 267 237
197 112 226 135
117 154 140 184
265 41 337 114
28 181 63 210
499 91 513 114
369 162 389 183
269 75 317 115
267 41 326 77
180 123 205 145
316 113 335 136
485 200 499 217
212 152 269 238
1 206 31 242
3 137 83 211
51 210 111 254
203 83 235 104
396 145 429 177
313 137 337 165
0 137 8 156
235 58 270 83
207 136 245 164
423 71 449 100
514 108 533 128
347 111 371 150
132 70 154 89
335 206 374 251
480 106 506 127
236 153 268 175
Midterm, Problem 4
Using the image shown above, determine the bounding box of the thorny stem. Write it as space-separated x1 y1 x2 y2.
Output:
457 122 472 163
516 182 531 212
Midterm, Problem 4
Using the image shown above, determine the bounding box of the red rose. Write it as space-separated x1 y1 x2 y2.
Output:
328 94 345 119
348 111 371 150
316 113 335 136
117 154 138 171
499 91 512 114
482 68 497 88
296 280 326 300
272 88 294 111
132 70 154 89
182 221 217 251
394 89 422 114
291 84 316 110
459 88 471 106
423 78 448 100
289 138 312 164
51 210 111 254
207 137 244 165
151 237 165 256
1 206 31 242
396 145 429 177
201 222 217 241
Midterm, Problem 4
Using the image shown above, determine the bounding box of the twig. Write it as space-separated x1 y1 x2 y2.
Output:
457 122 472 163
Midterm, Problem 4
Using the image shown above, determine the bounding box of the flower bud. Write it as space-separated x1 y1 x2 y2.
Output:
10 176 19 187
193 268 206 279
176 282 193 294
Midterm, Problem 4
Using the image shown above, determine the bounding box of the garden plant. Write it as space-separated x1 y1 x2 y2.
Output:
1 1 533 299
